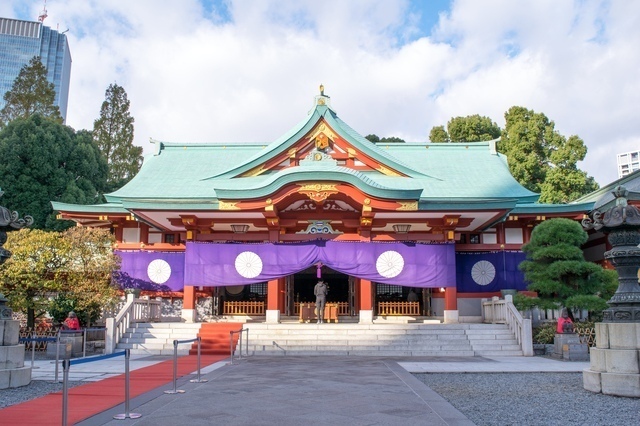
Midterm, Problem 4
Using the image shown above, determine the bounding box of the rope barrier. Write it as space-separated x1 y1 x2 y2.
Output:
60 349 141 423
70 350 125 366
164 337 205 394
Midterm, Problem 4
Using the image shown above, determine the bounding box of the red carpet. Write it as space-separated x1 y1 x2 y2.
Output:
0 354 227 425
190 322 243 355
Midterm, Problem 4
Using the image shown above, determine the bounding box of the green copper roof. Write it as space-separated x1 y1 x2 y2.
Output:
56 94 556 216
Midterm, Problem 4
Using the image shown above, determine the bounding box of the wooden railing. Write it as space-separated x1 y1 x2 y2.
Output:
482 296 533 356
105 296 161 354
293 302 351 316
223 301 265 315
377 302 420 316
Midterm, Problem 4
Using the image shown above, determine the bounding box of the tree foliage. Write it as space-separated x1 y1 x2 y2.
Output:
93 83 142 191
0 227 119 328
0 56 62 127
519 218 617 318
0 229 69 327
429 115 501 143
0 114 108 230
428 107 598 202
501 106 598 203
364 134 405 143
428 125 449 142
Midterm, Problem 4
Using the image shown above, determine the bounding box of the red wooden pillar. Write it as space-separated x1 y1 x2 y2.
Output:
444 286 459 323
182 285 197 323
358 278 374 323
267 279 280 311
266 278 282 323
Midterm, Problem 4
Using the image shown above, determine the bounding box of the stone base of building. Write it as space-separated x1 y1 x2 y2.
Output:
359 310 373 324
266 310 281 323
553 333 589 361
583 322 640 398
181 308 197 323
443 310 459 324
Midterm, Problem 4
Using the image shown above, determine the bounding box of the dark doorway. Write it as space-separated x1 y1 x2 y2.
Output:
294 266 349 304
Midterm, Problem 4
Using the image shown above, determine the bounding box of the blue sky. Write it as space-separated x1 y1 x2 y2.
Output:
1 0 638 187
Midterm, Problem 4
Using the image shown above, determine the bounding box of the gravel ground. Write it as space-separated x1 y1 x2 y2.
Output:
0 380 84 409
415 372 640 426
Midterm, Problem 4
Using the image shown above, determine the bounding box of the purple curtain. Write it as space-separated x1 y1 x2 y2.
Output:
114 250 185 292
185 241 456 288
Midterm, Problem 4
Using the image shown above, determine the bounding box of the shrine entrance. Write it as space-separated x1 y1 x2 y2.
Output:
292 266 354 317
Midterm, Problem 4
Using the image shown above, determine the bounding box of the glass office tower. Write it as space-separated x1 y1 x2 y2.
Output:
0 17 71 121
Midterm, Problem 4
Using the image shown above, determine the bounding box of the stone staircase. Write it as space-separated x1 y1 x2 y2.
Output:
117 323 201 356
116 322 524 357
243 323 524 357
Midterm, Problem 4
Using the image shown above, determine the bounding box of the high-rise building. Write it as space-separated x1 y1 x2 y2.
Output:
0 17 72 121
617 150 640 178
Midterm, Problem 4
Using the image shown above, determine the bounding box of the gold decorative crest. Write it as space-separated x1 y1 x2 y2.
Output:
397 201 418 211
219 201 240 210
298 183 338 203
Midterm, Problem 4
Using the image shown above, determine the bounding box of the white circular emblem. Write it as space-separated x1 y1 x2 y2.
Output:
376 250 404 278
147 259 171 284
235 251 263 278
471 260 496 285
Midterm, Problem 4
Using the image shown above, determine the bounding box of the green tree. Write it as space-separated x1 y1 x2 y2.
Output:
429 115 500 142
0 229 69 327
365 134 404 143
56 227 119 326
519 218 617 319
0 114 108 230
380 136 405 143
0 227 119 328
429 125 449 142
0 56 62 126
500 106 598 203
93 83 142 191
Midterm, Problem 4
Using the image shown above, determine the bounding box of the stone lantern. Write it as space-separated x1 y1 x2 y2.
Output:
0 189 33 389
582 185 640 397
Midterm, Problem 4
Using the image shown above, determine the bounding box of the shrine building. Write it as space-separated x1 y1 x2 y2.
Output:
52 87 599 324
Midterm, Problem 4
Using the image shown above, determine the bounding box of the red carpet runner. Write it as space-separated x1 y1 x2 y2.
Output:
0 354 227 425
190 322 243 355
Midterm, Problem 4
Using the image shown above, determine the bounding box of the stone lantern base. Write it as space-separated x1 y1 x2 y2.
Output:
583 322 640 398
0 319 31 389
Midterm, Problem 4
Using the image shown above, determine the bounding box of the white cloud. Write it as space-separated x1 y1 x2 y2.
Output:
4 0 639 187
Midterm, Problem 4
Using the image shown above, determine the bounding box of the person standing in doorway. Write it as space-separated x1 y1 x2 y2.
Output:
314 280 328 324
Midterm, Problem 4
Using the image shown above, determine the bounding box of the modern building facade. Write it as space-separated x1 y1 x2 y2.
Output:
617 150 640 178
53 88 604 324
0 17 71 120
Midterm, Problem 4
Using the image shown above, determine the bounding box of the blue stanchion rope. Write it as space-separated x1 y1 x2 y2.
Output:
70 350 126 366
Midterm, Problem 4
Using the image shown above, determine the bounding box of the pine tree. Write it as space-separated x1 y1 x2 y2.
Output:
0 56 62 126
93 83 142 191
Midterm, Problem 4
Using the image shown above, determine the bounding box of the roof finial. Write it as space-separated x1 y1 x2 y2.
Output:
320 84 324 96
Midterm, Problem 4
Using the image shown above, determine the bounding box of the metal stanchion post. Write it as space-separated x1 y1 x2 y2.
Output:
54 331 61 383
83 328 87 358
245 329 249 357
238 330 243 359
229 332 234 365
163 340 185 394
190 337 208 383
30 331 36 369
62 359 70 426
113 349 142 420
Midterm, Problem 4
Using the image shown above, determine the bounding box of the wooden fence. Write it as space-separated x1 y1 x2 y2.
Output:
223 301 265 315
377 302 420 316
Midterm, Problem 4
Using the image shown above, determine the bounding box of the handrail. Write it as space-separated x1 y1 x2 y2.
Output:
482 295 533 356
105 295 162 354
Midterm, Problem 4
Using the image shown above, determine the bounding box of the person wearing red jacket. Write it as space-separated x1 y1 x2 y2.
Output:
63 311 80 330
